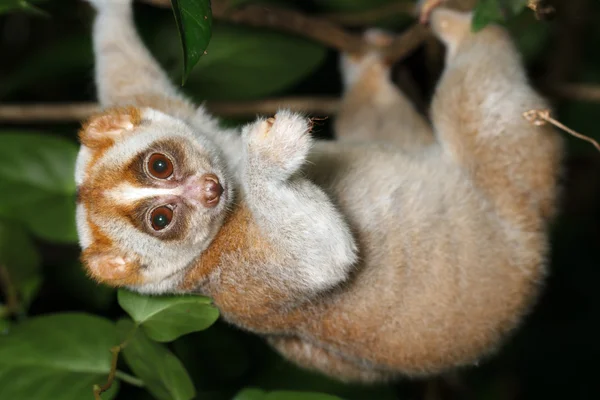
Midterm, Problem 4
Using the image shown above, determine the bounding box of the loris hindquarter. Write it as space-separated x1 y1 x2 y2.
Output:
75 0 562 382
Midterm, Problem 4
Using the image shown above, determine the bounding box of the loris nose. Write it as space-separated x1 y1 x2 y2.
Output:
200 173 223 208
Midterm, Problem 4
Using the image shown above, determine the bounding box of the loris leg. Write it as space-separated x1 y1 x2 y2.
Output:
335 30 434 149
86 0 243 168
86 0 193 116
240 111 357 297
428 8 563 226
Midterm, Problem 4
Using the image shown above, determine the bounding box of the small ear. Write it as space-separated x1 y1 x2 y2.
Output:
82 248 142 286
79 106 142 149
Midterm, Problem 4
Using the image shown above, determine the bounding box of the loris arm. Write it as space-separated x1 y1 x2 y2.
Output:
87 0 243 167
180 110 358 326
214 111 358 320
88 0 184 108
240 111 358 298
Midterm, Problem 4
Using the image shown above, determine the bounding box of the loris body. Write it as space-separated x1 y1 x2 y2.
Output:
77 0 562 382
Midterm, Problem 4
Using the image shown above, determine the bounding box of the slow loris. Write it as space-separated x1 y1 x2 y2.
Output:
76 0 563 382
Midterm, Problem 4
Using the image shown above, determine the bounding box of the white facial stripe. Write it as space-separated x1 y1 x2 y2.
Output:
109 184 181 203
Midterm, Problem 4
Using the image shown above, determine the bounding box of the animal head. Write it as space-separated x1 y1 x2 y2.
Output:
75 106 233 293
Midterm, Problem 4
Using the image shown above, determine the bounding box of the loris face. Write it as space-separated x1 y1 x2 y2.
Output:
75 106 233 293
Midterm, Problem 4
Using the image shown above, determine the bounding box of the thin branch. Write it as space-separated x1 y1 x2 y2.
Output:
321 2 415 27
6 84 600 124
551 83 600 103
213 0 368 55
382 23 429 64
114 371 145 388
523 109 600 153
0 103 99 122
0 98 340 122
206 97 339 117
94 346 121 400
93 324 141 400
139 0 428 62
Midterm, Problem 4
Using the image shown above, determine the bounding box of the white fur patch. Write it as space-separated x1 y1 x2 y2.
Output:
76 203 92 249
109 184 181 203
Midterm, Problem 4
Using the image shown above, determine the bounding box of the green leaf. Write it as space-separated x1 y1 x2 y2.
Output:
507 0 529 14
171 0 213 84
118 319 196 400
0 133 78 243
0 318 9 334
472 0 504 31
234 388 267 400
0 219 42 312
0 219 41 309
19 194 78 243
118 289 219 342
0 0 48 16
0 313 120 400
0 133 77 194
179 24 327 100
472 0 528 32
506 8 551 64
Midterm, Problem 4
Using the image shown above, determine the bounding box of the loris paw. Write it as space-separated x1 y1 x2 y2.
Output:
339 29 393 89
243 110 313 182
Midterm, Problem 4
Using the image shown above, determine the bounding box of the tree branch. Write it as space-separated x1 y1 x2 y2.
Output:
4 83 600 123
0 98 340 122
139 0 429 62
551 84 600 103
320 2 415 27
0 103 100 122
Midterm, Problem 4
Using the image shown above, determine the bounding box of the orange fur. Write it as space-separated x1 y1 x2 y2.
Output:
81 219 143 286
179 204 258 289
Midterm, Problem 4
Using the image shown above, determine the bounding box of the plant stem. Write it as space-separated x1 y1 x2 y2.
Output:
93 323 140 399
115 370 145 388
0 265 20 317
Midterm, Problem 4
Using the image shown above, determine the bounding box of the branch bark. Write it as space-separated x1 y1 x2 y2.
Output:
0 98 340 122
3 84 600 123
139 0 429 62
551 84 600 103
321 2 414 27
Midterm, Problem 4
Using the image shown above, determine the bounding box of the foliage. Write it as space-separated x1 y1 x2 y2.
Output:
471 0 528 31
170 0 212 84
0 0 49 17
0 0 599 399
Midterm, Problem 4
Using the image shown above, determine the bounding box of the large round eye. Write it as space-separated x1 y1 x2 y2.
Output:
147 153 173 179
150 206 173 231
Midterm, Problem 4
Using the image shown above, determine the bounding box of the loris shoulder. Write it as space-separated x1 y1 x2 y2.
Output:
76 0 562 382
